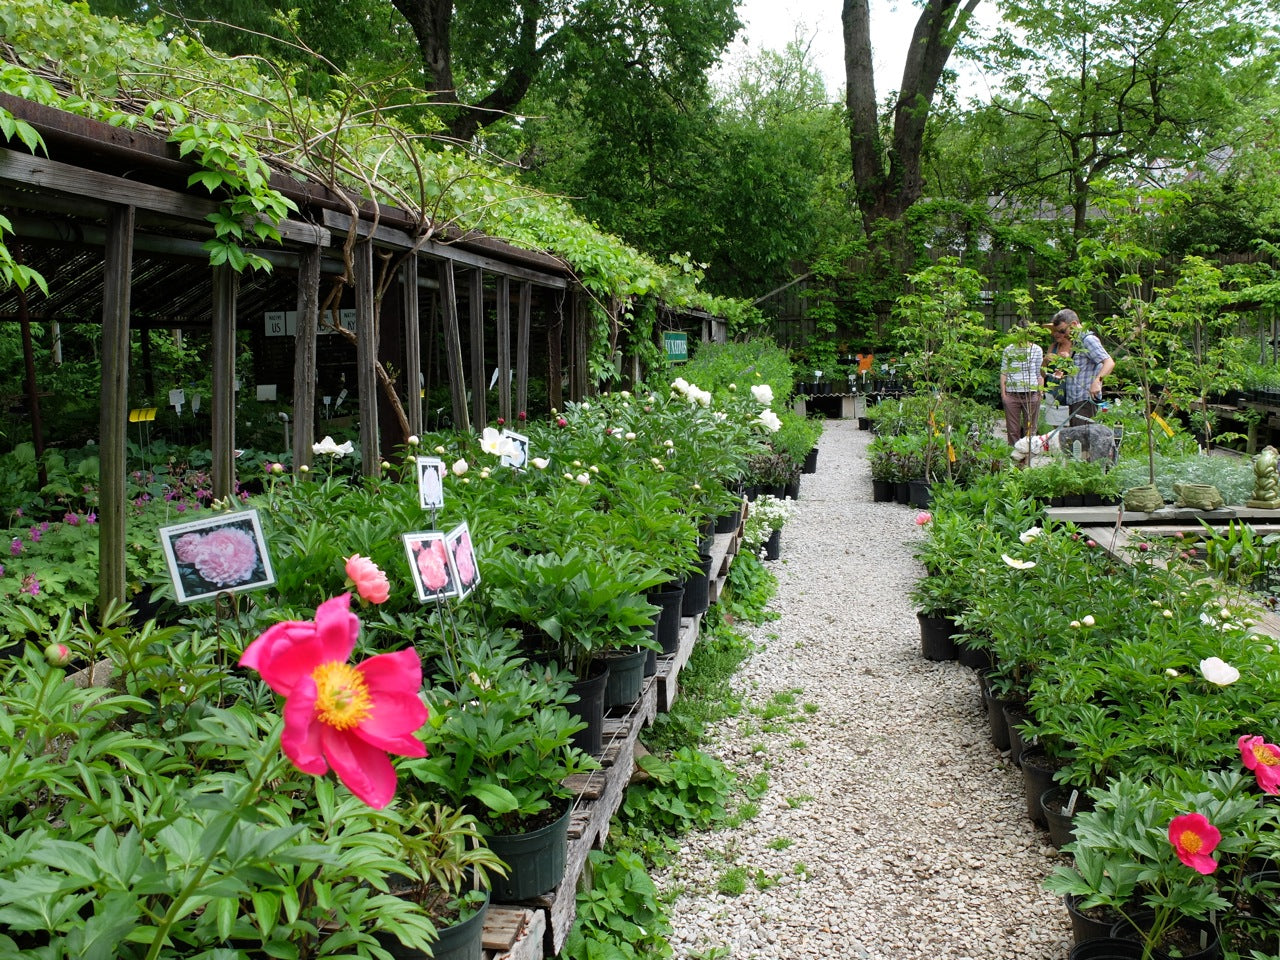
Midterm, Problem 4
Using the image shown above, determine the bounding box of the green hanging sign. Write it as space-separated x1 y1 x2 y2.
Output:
663 331 688 362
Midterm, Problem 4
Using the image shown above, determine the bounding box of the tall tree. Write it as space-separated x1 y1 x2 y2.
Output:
391 0 739 143
842 0 979 234
981 0 1280 238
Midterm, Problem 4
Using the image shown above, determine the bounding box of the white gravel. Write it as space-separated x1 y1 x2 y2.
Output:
656 419 1073 960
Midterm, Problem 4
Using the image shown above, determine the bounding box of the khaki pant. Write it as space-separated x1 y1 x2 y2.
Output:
1003 391 1041 444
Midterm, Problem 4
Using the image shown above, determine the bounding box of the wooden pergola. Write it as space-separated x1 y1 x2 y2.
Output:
0 94 589 615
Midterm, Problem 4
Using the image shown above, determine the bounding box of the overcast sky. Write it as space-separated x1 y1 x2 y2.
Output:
719 0 995 102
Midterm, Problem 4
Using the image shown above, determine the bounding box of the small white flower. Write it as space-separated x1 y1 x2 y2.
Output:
1162 609 1173 618
1019 526 1041 544
531 457 550 469
576 473 591 485
1165 668 1179 677
407 435 420 446
1001 554 1036 570
590 465 599 473
625 432 636 441
1082 615 1095 627
751 383 774 406
621 390 631 398
451 458 469 476
435 445 447 454
1199 656 1240 686
1070 620 1081 629
664 440 674 448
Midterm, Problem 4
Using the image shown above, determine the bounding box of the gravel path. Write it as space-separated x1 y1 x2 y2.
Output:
657 419 1072 960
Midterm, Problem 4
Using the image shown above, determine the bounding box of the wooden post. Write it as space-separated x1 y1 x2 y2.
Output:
469 268 486 428
16 283 46 488
210 264 237 500
402 255 423 437
548 291 564 412
437 261 470 433
98 205 134 616
353 239 379 477
516 282 531 419
496 275 511 423
292 245 321 473
572 291 588 401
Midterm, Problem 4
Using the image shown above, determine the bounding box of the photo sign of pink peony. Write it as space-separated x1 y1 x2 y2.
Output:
160 509 275 603
403 531 459 603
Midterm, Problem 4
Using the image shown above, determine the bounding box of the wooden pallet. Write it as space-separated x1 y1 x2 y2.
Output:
655 613 702 713
485 905 545 960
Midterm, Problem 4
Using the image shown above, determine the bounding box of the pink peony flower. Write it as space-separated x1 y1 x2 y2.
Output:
1239 735 1280 794
191 527 259 586
914 511 932 526
239 594 427 809
416 540 450 592
345 554 390 605
452 530 476 586
1168 813 1220 874
175 533 204 564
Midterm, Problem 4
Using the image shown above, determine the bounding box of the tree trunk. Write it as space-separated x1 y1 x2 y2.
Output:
392 0 548 143
843 0 979 234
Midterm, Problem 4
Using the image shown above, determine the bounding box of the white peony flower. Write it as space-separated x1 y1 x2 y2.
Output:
625 432 636 441
755 409 783 432
313 435 354 457
1165 668 1180 677
1082 615 1095 627
1001 554 1036 570
531 457 550 469
751 383 774 406
1199 657 1240 686
407 435 419 446
576 473 591 485
1019 526 1042 544
451 458 469 476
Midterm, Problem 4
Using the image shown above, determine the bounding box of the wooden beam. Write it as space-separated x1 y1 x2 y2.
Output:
354 239 380 478
402 256 423 437
210 265 237 499
318 209 569 288
0 147 329 245
438 261 469 433
98 205 133 616
496 275 511 424
469 268 487 429
292 246 322 473
516 282 531 419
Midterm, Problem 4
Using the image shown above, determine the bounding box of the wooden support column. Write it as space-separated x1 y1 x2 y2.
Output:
354 239 379 477
469 268 486 428
402 256 423 437
292 245 322 473
210 264 237 500
98 206 134 615
571 291 588 401
548 292 564 412
438 261 469 433
496 275 511 423
516 282 531 419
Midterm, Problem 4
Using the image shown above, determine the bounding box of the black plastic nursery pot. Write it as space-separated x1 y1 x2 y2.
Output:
681 555 714 617
488 806 572 902
648 584 686 654
598 646 647 708
567 661 610 756
917 612 958 661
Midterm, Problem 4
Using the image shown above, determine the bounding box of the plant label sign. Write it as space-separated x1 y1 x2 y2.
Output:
663 331 688 363
159 509 275 604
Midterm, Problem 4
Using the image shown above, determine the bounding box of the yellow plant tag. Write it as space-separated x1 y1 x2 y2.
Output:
1151 413 1174 438
947 441 957 463
128 407 157 422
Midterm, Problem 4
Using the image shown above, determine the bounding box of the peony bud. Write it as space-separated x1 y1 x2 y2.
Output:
44 642 71 667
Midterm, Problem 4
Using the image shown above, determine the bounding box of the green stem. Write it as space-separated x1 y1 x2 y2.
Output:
144 733 281 960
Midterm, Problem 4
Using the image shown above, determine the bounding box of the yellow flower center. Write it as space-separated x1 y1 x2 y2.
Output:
1178 830 1203 854
1256 744 1280 767
312 662 372 730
